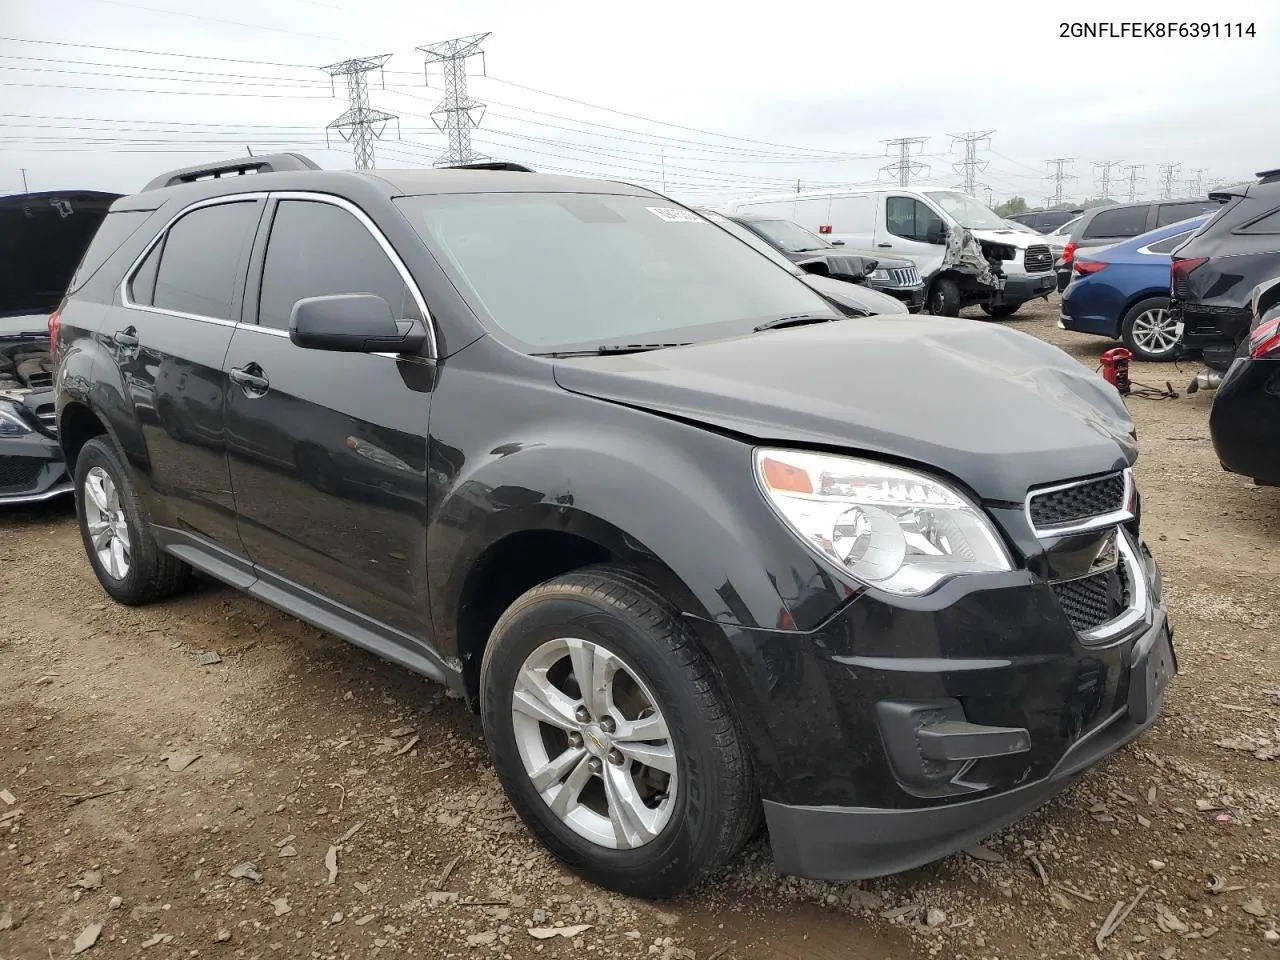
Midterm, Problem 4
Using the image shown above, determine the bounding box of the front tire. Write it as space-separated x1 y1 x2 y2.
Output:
480 566 756 899
1121 297 1182 361
979 302 1021 318
927 276 961 317
74 437 191 605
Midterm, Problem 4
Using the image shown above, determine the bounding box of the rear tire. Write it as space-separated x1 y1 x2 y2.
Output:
1121 297 1181 361
927 276 961 317
480 565 757 899
74 437 191 605
979 302 1021 318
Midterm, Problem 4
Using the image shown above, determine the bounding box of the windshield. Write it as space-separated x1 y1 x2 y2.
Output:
700 212 803 274
748 219 830 253
396 193 836 350
923 191 1008 230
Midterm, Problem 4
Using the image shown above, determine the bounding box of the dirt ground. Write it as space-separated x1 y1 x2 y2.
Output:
2 295 1279 960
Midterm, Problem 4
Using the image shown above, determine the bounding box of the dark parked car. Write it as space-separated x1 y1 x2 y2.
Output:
1 189 121 505
54 153 1175 899
724 214 926 311
695 209 907 316
1208 275 1280 485
1061 215 1209 361
1007 208 1083 234
1171 169 1280 374
1058 199 1222 293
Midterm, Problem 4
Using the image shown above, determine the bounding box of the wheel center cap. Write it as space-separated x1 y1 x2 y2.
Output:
582 723 609 758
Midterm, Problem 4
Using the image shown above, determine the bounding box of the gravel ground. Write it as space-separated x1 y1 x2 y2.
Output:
2 295 1278 960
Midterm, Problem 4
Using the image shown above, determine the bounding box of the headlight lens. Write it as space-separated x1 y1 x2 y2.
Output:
0 403 33 437
755 449 1012 595
868 268 889 281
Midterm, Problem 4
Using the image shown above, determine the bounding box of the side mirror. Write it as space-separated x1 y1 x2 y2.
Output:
829 239 845 246
290 294 427 354
925 221 948 245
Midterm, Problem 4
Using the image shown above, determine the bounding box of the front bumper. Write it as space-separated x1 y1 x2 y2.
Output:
0 431 72 505
1001 272 1058 304
870 282 926 312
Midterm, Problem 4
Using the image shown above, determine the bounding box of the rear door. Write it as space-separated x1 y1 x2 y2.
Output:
110 195 264 553
222 193 436 640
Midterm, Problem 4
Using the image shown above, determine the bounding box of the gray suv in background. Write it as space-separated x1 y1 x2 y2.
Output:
1058 198 1223 291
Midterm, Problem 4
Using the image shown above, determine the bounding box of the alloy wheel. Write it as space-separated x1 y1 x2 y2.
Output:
1131 308 1182 356
83 466 132 580
510 636 678 850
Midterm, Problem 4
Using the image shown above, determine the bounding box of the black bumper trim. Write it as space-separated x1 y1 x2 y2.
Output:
764 611 1170 881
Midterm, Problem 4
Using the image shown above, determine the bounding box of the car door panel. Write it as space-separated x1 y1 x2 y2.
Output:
877 195 946 278
223 195 435 642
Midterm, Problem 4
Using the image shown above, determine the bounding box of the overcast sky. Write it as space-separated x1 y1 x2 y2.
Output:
2 0 1277 206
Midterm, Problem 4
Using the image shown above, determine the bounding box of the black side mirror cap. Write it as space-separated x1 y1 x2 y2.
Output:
289 294 427 354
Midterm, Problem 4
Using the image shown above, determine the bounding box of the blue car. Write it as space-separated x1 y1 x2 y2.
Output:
1061 214 1209 361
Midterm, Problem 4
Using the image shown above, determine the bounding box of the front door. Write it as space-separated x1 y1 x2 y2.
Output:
878 194 947 278
110 196 264 552
222 194 436 640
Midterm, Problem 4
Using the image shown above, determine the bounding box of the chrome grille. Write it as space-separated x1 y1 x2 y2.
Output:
1023 245 1053 273
1027 471 1129 533
889 266 921 286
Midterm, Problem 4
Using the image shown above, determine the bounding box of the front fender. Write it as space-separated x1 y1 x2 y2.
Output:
425 414 853 658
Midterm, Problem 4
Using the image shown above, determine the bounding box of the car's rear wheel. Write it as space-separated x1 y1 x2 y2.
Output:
1121 297 1182 361
480 566 756 899
74 437 191 605
979 302 1021 318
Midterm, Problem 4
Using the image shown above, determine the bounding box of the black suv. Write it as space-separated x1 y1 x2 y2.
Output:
1171 168 1280 372
1007 209 1082 234
54 153 1175 899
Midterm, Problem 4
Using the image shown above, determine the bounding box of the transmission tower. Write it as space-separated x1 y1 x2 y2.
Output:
1157 162 1181 199
982 185 994 206
1093 160 1122 200
418 32 491 167
1122 164 1144 202
1044 158 1076 206
320 55 398 170
948 130 993 196
1186 167 1209 196
881 137 930 187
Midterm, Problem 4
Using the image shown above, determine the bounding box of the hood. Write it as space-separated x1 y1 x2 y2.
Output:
552 318 1136 503
802 274 908 315
0 190 122 319
969 227 1048 250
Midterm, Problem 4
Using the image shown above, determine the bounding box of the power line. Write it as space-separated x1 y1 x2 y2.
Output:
320 55 398 169
1157 162 1181 199
417 33 490 167
0 35 315 69
948 130 993 195
1044 158 1076 206
1121 164 1144 202
881 137 929 186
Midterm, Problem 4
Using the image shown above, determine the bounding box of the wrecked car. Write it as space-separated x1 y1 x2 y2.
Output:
1 189 120 505
56 154 1173 900
722 187 1056 317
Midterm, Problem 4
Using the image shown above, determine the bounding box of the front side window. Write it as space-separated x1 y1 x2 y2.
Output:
152 201 259 321
885 197 941 243
257 200 420 332
395 193 836 350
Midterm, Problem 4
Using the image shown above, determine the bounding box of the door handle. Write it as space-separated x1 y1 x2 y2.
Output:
113 327 139 348
229 364 270 396
877 243 892 248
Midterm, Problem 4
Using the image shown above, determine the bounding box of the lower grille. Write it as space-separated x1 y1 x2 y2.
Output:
0 456 44 493
34 403 56 434
1053 566 1131 633
1023 245 1053 273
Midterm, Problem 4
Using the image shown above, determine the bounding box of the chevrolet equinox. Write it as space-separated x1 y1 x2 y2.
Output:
52 153 1176 899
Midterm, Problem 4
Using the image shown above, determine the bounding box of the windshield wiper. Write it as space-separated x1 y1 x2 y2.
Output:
531 342 692 358
753 314 837 332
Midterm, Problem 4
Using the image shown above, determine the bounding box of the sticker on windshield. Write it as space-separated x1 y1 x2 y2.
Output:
646 206 705 223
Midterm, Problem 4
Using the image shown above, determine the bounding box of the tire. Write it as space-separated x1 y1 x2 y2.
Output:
1121 297 1182 362
479 565 757 899
979 302 1021 318
74 436 191 605
927 276 961 317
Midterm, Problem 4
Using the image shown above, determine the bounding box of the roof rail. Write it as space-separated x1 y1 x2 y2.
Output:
142 153 321 192
444 161 535 172
1257 167 1280 181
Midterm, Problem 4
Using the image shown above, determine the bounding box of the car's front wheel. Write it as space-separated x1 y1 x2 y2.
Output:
926 276 961 317
480 566 756 899
74 437 191 605
1121 297 1182 361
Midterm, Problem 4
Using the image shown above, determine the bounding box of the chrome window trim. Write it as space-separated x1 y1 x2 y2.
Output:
117 190 439 359
1079 529 1149 644
1025 467 1135 538
118 192 269 326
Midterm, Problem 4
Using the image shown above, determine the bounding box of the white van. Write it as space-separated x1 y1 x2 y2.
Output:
721 187 1058 317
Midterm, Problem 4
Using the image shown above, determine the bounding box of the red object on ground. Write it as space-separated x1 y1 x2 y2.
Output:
1100 347 1132 396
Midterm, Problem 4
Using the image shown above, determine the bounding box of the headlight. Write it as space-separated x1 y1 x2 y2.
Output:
755 449 1012 596
868 268 890 281
0 403 32 437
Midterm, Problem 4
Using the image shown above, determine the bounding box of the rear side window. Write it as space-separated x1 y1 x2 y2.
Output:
152 201 259 321
256 199 420 331
67 210 151 294
1155 201 1219 227
1238 207 1280 234
1083 206 1148 239
1145 230 1196 254
129 240 162 306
